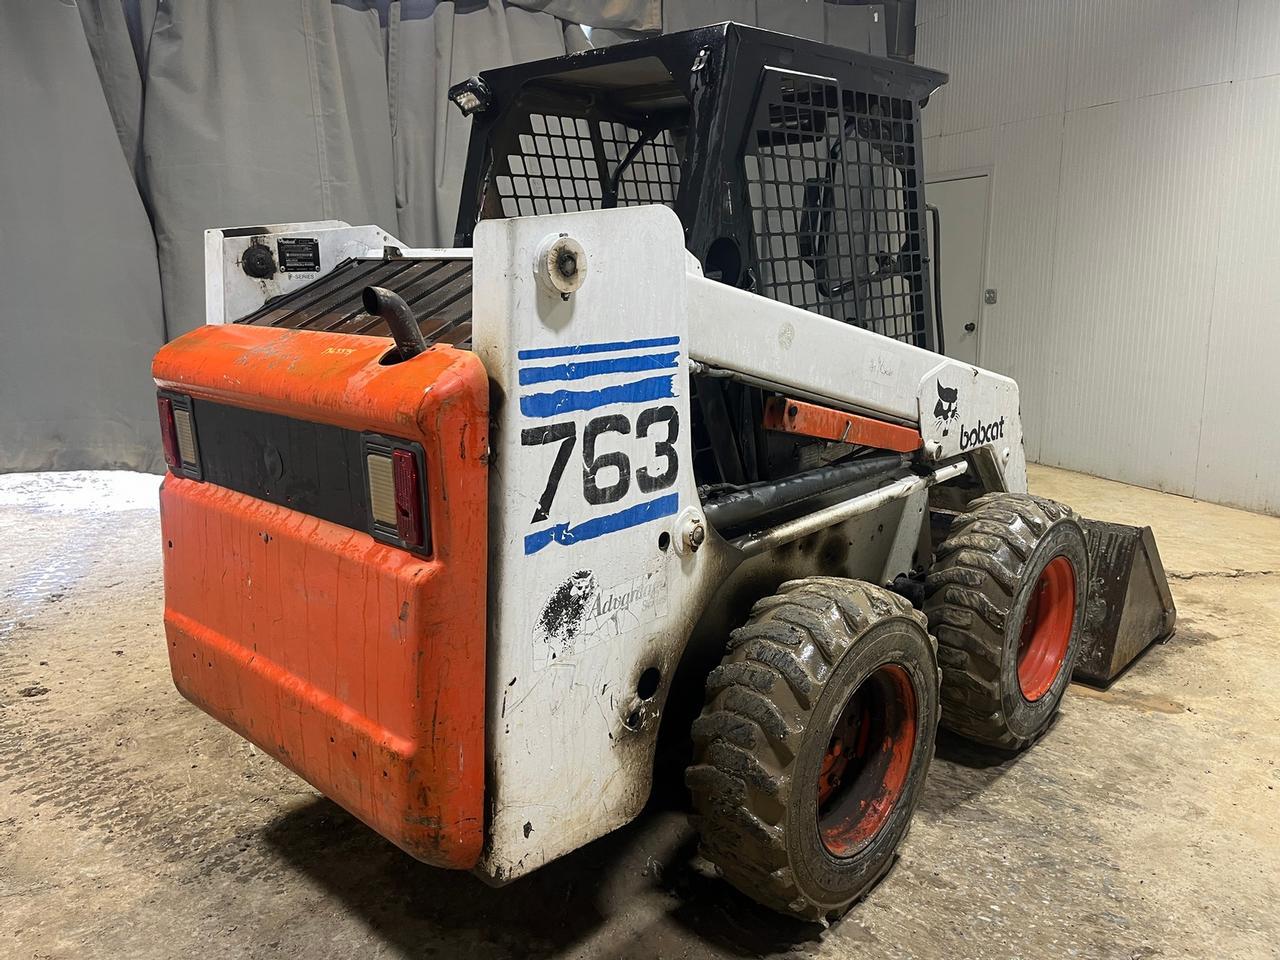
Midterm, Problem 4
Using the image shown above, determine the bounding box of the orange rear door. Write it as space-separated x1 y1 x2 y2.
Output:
153 324 488 868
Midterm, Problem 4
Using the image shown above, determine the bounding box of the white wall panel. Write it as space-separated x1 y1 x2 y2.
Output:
1066 0 1236 110
1233 0 1280 81
915 13 951 139
975 114 1066 465
991 1 1070 127
926 0 1068 136
917 0 949 25
922 0 1280 514
925 126 995 177
1195 77 1280 514
1040 85 1230 494
936 1 1001 133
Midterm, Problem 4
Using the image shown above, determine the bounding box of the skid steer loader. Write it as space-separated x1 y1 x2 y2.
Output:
153 23 1175 920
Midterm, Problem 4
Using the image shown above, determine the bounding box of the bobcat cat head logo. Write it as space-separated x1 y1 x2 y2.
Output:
934 381 959 436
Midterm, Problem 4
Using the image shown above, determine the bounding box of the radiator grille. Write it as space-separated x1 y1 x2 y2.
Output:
235 257 473 348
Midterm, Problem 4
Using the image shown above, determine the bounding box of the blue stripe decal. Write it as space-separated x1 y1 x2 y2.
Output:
518 352 679 386
524 494 680 555
520 375 675 418
517 336 681 361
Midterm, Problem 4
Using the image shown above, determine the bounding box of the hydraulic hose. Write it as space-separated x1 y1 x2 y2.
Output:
702 453 909 532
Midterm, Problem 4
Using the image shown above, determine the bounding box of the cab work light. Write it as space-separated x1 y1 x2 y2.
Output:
363 435 429 553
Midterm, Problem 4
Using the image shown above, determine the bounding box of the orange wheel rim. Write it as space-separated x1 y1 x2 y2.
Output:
1016 555 1076 701
817 664 917 857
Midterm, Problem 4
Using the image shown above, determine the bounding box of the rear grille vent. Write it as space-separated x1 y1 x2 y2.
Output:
236 257 473 349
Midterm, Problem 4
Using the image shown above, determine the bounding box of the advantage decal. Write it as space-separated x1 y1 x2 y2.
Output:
534 567 669 668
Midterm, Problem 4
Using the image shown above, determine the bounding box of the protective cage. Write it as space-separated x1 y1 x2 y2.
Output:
454 22 947 350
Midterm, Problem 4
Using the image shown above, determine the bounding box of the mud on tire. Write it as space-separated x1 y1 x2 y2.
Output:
686 578 940 921
925 493 1088 749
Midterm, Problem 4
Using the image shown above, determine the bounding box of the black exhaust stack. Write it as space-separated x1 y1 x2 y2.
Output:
362 285 428 360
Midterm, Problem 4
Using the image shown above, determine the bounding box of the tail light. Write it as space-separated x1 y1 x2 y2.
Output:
363 436 430 553
157 392 201 478
158 396 180 469
392 449 424 546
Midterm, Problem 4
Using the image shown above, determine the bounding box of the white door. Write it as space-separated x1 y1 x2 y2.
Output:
925 174 990 366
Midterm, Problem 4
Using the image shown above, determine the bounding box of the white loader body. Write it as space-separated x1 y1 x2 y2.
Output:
205 206 1026 880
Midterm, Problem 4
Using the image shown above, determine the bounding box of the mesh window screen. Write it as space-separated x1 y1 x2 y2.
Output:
457 26 945 351
844 89 924 342
745 70 927 345
602 123 682 206
491 112 682 217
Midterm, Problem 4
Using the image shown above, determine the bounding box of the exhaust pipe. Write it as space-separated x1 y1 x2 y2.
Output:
362 285 428 360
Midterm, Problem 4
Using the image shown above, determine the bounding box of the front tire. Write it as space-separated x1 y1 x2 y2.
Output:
925 493 1088 749
686 578 940 921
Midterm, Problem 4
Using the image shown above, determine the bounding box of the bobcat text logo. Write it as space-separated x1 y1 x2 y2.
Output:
933 381 959 436
959 416 1006 451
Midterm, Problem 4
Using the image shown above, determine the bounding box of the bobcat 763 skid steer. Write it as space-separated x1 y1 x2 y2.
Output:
153 23 1176 919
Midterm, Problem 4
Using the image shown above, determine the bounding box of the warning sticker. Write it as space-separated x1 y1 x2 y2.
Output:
277 237 320 273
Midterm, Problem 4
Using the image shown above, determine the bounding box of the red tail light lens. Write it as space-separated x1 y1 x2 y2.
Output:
157 396 180 470
363 437 429 553
392 449 424 546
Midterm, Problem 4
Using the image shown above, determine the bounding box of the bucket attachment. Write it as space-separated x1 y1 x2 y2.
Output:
1073 519 1177 687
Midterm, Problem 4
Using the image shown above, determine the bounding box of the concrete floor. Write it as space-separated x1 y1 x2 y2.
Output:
2 465 1278 960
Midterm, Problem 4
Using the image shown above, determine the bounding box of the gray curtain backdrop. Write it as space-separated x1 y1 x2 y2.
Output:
0 0 886 473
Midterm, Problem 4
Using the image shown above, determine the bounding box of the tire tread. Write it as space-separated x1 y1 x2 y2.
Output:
925 493 1078 748
688 578 930 919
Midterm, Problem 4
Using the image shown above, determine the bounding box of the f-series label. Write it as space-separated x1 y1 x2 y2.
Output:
959 416 1006 452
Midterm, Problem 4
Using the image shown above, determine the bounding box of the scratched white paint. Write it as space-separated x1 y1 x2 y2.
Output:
471 207 723 882
470 206 1029 881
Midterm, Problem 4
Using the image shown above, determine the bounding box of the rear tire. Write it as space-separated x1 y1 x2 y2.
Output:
925 493 1088 749
686 578 939 921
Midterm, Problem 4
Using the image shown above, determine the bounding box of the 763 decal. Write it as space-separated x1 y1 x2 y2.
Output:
515 335 685 556
521 404 680 521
